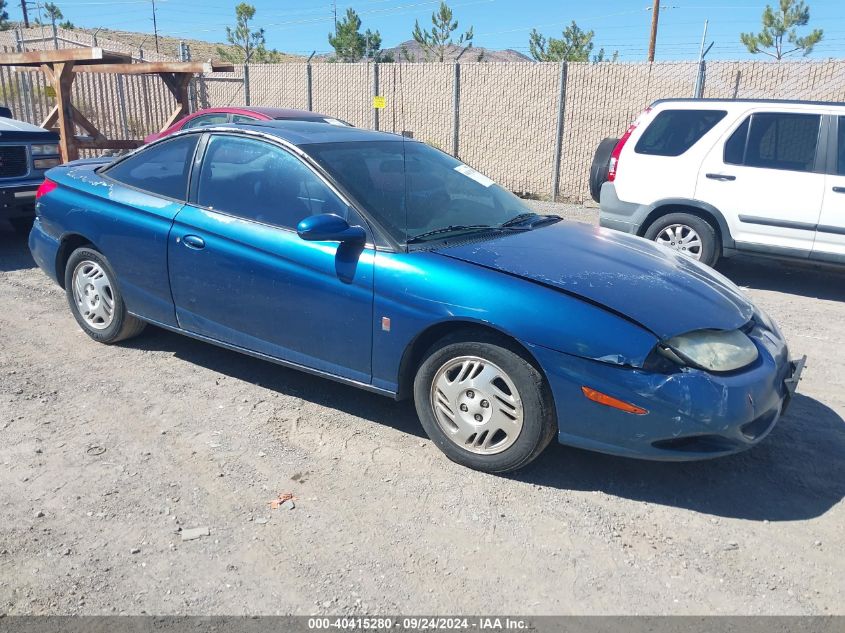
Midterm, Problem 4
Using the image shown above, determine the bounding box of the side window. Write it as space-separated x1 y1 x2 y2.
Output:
183 113 229 129
231 114 259 124
634 109 726 157
724 117 750 165
837 117 845 176
105 134 198 200
744 113 820 172
195 135 348 229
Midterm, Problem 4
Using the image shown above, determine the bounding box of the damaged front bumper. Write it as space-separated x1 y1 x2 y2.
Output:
529 325 802 461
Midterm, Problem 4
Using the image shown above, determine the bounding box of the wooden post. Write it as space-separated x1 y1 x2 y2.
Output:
53 62 78 162
0 49 234 158
647 0 660 62
158 72 192 130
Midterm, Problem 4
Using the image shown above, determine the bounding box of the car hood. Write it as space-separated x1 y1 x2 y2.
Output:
433 220 754 340
0 116 59 140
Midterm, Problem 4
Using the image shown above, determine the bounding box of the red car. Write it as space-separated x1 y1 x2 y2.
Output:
144 106 350 143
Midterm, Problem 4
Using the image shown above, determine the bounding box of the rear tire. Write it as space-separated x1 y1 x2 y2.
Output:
589 137 619 203
413 332 556 474
643 212 720 267
64 247 146 344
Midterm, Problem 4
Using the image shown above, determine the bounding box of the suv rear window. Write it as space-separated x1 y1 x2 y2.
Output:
724 112 820 173
634 109 726 157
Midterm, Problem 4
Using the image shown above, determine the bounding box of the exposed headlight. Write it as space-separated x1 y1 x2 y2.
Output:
31 143 59 156
662 329 758 372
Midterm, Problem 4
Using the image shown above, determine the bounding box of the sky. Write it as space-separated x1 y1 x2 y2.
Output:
18 0 845 60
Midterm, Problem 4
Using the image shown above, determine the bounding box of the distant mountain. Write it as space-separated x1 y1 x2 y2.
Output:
379 40 533 63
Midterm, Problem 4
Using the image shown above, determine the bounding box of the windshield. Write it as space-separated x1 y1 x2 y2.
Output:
306 140 534 244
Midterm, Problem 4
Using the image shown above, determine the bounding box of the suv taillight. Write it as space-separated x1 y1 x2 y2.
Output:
607 107 651 182
36 179 57 199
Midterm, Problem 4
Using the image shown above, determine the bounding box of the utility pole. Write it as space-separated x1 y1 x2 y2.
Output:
647 0 660 62
20 0 30 27
151 0 160 53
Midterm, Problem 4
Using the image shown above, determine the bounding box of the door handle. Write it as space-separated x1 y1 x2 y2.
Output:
180 235 205 250
833 186 845 194
706 173 736 181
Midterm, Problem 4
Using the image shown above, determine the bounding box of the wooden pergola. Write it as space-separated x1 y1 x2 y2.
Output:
0 47 234 162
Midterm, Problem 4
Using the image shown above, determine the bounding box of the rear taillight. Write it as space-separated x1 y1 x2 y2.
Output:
35 179 57 199
607 107 651 182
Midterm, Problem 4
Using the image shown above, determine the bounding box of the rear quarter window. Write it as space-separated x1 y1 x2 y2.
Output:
635 109 727 157
104 134 199 200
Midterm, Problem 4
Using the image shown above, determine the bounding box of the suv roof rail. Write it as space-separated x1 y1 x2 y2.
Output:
650 97 845 108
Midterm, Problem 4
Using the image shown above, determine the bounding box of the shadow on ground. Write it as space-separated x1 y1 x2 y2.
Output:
717 255 845 302
135 326 845 523
0 225 35 273
516 392 845 522
132 326 427 440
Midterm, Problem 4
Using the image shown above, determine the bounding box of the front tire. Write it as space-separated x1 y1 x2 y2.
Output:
413 332 556 473
643 212 720 267
64 247 146 344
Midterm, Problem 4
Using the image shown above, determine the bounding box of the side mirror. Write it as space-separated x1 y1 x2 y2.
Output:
297 213 366 244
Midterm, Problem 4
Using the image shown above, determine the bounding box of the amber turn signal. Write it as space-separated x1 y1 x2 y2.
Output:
581 386 648 415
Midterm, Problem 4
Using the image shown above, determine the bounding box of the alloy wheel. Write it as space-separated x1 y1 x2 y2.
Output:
655 223 703 260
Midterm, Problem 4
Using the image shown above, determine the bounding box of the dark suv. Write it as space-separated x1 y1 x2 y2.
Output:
0 106 61 234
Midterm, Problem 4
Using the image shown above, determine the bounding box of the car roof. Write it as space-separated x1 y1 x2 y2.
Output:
236 106 335 119
214 119 408 146
191 106 336 119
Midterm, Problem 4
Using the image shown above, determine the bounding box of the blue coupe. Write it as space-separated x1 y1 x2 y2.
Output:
28 121 804 472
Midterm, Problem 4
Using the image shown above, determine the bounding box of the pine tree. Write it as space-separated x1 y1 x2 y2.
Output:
411 1 473 62
740 0 823 59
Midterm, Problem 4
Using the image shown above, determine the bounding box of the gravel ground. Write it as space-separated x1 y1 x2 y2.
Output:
1 205 844 616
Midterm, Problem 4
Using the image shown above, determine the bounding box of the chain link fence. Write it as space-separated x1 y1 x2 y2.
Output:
1 39 844 201
200 59 844 201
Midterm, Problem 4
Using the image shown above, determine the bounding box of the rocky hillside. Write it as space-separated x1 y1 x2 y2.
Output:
380 39 533 63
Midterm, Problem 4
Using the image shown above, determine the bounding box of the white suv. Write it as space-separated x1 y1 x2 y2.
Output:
592 99 845 268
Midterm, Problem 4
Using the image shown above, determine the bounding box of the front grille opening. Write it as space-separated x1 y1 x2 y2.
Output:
0 146 28 178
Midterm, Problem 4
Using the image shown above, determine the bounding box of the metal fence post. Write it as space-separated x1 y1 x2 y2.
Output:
243 63 250 106
694 59 706 99
551 61 568 202
452 62 461 158
306 62 313 111
180 41 196 113
372 63 379 131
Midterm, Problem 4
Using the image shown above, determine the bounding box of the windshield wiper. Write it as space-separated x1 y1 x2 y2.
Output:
500 212 538 227
406 224 496 244
500 212 562 228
